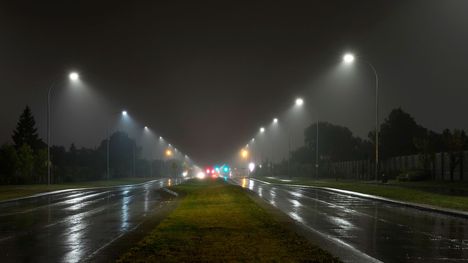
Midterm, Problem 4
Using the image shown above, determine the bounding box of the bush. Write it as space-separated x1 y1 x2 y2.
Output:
397 169 430 182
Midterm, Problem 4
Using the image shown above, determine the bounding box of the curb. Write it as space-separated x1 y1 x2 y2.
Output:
250 178 468 219
0 179 164 204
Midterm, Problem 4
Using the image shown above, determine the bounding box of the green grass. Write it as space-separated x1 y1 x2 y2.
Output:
257 177 468 212
117 179 340 263
0 177 158 201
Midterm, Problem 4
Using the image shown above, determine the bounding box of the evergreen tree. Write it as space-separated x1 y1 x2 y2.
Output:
12 106 44 151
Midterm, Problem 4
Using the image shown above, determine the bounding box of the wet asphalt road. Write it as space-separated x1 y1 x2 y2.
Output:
234 178 468 263
0 178 183 263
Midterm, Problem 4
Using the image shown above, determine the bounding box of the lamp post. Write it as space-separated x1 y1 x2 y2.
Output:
343 53 380 180
47 72 80 186
107 110 127 180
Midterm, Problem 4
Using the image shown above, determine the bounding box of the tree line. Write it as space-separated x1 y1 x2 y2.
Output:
0 106 180 185
260 108 467 179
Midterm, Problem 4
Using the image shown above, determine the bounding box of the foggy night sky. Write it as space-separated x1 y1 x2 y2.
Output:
1 0 468 165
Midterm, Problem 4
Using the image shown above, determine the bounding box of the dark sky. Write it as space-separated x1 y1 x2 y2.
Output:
1 0 468 166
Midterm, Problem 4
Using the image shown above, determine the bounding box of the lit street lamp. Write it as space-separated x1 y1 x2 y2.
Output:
47 71 80 186
240 148 249 159
343 52 380 180
106 110 128 180
288 97 304 178
295 97 304 106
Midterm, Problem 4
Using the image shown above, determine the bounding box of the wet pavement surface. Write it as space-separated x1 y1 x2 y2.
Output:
234 178 468 263
0 178 183 263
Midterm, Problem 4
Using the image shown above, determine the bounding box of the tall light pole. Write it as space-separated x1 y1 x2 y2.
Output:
107 110 127 180
343 53 380 180
287 97 304 178
47 72 80 186
315 111 319 179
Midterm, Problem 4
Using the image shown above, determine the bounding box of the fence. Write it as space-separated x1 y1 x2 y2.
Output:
330 151 468 181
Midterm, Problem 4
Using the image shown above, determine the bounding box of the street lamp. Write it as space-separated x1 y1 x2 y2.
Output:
343 53 355 64
47 71 80 186
260 127 265 133
295 97 304 106
288 97 305 178
68 72 79 81
106 110 128 180
273 118 278 123
342 52 380 180
241 149 249 159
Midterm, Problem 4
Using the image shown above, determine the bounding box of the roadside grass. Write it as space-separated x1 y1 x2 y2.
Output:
117 179 340 263
257 177 468 212
0 177 158 201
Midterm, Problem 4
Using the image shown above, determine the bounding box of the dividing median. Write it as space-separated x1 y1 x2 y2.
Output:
117 179 340 262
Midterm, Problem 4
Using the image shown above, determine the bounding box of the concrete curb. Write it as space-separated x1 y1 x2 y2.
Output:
0 179 164 204
251 178 468 219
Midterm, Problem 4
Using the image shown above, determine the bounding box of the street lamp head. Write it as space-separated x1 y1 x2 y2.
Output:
295 98 304 106
240 149 249 159
273 118 278 123
260 127 265 133
122 110 128 116
251 138 255 142
343 53 355 64
159 136 163 140
69 72 79 81
144 126 149 130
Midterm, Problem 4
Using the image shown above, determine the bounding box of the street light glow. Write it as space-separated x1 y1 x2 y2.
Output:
241 149 249 159
165 149 173 157
122 110 128 116
159 136 163 140
69 72 79 81
295 98 304 106
343 53 355 64
144 126 149 130
273 118 278 123
260 127 265 133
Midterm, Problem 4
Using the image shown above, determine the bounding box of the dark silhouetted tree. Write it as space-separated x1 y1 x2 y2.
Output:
375 108 427 159
12 106 45 151
304 122 370 162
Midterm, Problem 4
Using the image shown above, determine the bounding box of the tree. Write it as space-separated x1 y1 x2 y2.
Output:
442 129 467 181
12 106 45 151
414 131 441 178
16 144 35 183
304 122 369 162
376 108 427 159
34 148 48 183
97 131 137 178
0 144 18 184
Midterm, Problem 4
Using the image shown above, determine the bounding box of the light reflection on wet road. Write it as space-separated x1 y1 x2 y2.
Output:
235 178 468 262
0 178 183 263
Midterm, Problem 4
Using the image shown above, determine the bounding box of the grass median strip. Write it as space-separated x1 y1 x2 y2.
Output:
258 177 468 212
117 179 340 262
